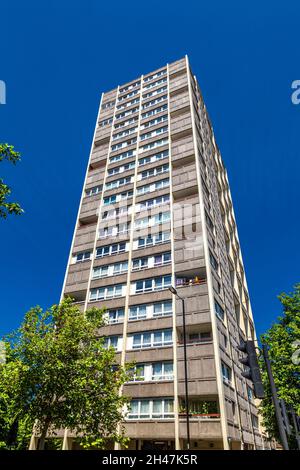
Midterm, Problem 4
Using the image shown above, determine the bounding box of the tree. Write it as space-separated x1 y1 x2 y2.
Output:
259 284 300 443
0 143 23 218
0 298 130 450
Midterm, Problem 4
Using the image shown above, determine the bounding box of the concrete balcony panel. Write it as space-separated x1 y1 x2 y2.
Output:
132 222 172 242
73 225 97 250
87 297 126 311
64 280 89 296
137 144 169 161
169 75 188 94
179 419 222 440
171 135 194 162
174 245 205 272
124 421 175 440
127 316 173 334
93 253 130 268
177 378 218 396
130 265 172 282
169 92 190 114
131 242 171 259
128 289 172 306
86 168 105 187
123 382 174 399
90 273 128 289
80 197 100 219
168 58 186 76
98 323 124 337
170 113 192 137
172 164 198 200
126 347 173 363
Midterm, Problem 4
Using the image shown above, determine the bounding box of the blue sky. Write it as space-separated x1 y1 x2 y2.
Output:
0 0 299 338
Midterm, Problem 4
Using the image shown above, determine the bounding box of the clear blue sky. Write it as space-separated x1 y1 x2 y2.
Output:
1 0 299 337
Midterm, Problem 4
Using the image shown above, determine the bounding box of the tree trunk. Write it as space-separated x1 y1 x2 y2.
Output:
38 417 51 450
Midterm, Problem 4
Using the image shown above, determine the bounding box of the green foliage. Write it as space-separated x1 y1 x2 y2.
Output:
0 298 131 450
259 284 300 443
0 143 23 218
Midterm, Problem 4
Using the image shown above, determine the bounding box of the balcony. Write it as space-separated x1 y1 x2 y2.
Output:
179 417 222 440
171 134 194 164
178 400 222 439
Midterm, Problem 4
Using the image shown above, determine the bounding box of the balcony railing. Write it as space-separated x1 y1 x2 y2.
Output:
178 413 220 420
176 277 206 287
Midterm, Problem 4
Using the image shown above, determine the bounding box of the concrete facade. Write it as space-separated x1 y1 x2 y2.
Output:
32 57 273 451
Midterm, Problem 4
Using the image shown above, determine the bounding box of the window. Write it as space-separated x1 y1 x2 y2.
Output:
137 178 169 195
186 331 212 343
92 265 109 278
134 275 172 293
129 364 145 382
141 104 168 120
75 251 91 262
221 362 232 384
105 176 132 190
109 150 134 164
138 150 168 166
132 329 172 349
119 81 140 93
114 116 138 129
93 261 128 278
143 86 167 99
153 301 172 317
90 284 124 301
251 414 259 429
155 212 171 224
111 138 136 152
132 257 148 271
140 163 169 180
107 308 125 324
144 70 167 83
128 301 172 321
103 190 133 205
140 126 168 141
205 211 214 232
86 185 102 197
103 336 119 350
140 138 168 153
99 117 113 127
127 399 174 420
209 251 219 271
134 211 170 230
115 107 139 121
215 300 225 321
247 386 254 402
98 222 130 239
143 77 167 90
112 127 137 141
154 252 171 266
118 89 139 102
142 95 167 110
102 205 130 220
96 242 126 258
152 362 173 381
101 100 114 110
107 161 135 176
136 231 170 249
129 305 147 321
116 97 139 110
139 195 170 211
141 115 168 130
103 194 116 205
